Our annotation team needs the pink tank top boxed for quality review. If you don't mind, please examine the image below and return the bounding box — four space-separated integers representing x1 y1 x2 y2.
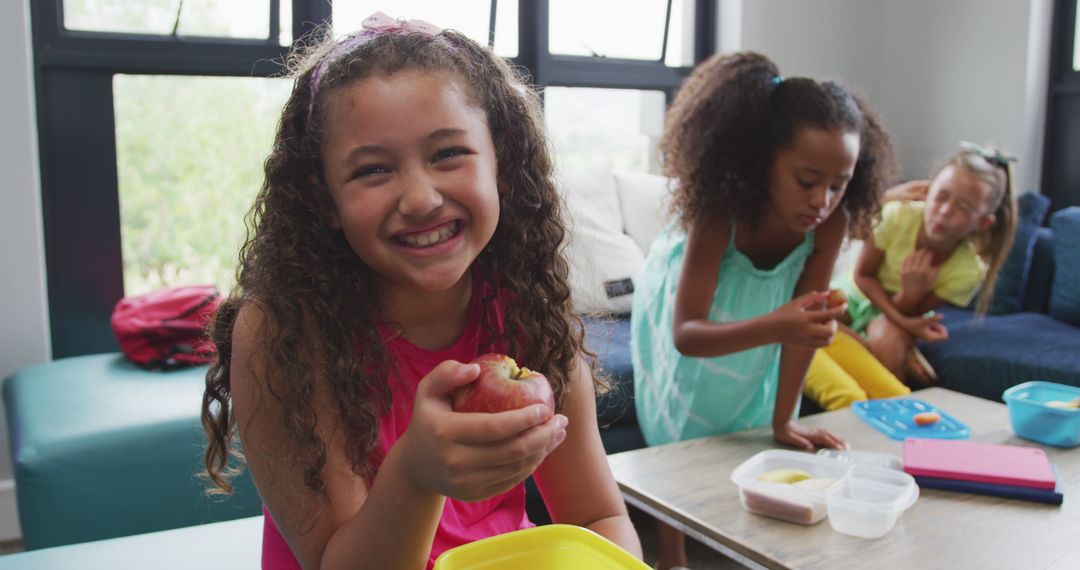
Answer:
261 283 532 569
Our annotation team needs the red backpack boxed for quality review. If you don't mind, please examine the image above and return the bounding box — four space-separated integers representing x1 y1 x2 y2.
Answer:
110 284 221 368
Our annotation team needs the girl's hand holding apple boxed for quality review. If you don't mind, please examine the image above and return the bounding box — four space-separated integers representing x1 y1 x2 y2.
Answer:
451 353 555 414
400 359 567 502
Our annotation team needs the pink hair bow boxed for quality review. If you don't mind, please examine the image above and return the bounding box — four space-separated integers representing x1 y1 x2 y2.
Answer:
361 11 441 36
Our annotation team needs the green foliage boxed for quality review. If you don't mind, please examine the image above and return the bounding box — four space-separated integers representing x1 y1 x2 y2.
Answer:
114 75 291 295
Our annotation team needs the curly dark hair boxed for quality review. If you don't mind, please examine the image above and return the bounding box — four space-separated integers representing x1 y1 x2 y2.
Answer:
662 51 897 238
201 28 595 495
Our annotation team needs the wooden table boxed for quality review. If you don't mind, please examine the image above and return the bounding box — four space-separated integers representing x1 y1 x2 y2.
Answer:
608 388 1080 569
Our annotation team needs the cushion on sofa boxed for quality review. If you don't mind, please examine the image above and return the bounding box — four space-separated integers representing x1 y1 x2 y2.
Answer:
1048 206 1080 326
613 171 672 256
988 192 1050 314
919 306 1080 402
559 163 645 314
583 317 636 428
1023 227 1055 313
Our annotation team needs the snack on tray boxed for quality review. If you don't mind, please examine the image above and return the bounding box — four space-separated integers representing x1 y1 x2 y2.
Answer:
914 411 941 425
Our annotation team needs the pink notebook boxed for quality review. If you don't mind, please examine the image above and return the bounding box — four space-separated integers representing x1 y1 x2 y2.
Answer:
903 438 1056 490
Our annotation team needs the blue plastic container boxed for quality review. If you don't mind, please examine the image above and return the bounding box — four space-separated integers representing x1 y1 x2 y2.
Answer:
1003 381 1080 448
851 398 970 441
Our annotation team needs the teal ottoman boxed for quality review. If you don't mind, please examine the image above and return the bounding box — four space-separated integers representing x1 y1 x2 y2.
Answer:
2 353 261 549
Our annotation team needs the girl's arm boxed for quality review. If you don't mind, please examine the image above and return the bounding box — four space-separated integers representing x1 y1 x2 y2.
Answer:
773 210 847 451
533 355 642 556
881 180 929 203
231 305 563 570
854 241 947 341
893 290 947 316
672 216 842 357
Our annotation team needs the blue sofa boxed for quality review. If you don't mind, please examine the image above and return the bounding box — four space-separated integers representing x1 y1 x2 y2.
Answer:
919 211 1080 401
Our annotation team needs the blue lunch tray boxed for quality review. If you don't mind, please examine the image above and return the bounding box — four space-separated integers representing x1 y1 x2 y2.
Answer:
851 398 970 440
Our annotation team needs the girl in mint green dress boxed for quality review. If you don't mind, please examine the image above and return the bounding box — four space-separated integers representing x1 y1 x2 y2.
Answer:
632 52 899 451
632 52 899 569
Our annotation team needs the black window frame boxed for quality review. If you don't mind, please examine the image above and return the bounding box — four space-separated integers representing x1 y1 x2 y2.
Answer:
1040 0 1080 216
32 0 716 358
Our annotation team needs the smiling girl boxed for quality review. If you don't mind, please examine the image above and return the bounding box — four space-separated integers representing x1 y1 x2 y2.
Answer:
201 13 640 570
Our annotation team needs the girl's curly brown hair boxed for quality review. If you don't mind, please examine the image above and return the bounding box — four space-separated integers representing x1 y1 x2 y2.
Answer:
201 28 595 495
662 51 897 238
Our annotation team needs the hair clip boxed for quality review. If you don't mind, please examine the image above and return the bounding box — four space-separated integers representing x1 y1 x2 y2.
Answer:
959 141 1017 168
771 75 785 85
360 11 440 36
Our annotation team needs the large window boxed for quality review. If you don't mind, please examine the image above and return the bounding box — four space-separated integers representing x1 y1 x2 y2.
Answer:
1074 0 1080 70
548 0 693 66
545 87 666 173
64 0 273 40
33 0 715 357
114 75 290 296
332 0 519 57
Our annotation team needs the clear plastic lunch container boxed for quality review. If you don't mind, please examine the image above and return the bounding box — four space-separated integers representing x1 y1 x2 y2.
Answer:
730 449 918 538
1003 381 1080 448
825 465 919 539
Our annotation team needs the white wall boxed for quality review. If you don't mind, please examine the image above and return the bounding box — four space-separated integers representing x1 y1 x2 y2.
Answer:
0 0 49 541
878 0 1037 186
1 0 50 482
736 0 1050 190
741 0 885 104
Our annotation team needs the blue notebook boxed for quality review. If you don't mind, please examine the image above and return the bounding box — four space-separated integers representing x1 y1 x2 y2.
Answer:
852 398 970 440
915 476 1063 505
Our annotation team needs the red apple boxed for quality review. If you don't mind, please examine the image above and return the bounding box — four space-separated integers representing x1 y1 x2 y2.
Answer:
452 353 555 414
827 289 848 308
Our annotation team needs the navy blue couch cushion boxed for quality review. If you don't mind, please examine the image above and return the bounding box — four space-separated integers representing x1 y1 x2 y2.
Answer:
584 317 636 429
1049 207 1080 326
989 192 1050 314
1023 228 1055 313
582 316 645 455
527 316 644 525
919 306 1080 402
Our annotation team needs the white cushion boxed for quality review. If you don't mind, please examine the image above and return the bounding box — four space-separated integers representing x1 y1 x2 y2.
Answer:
562 223 645 314
559 162 644 314
558 161 623 231
614 171 672 255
